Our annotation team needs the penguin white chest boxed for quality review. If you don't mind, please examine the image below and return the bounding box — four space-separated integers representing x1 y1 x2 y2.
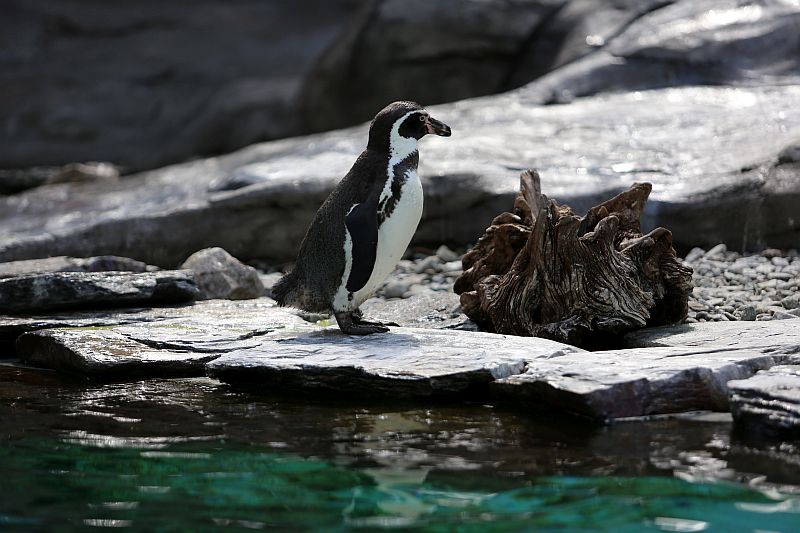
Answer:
372 168 424 285
335 169 423 311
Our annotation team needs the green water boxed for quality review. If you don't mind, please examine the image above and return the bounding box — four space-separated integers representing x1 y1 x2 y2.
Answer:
1 366 799 531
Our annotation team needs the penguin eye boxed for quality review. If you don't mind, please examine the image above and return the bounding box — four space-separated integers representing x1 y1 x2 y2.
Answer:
419 114 427 122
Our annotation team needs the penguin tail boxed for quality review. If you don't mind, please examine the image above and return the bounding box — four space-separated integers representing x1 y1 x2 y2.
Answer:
271 271 297 307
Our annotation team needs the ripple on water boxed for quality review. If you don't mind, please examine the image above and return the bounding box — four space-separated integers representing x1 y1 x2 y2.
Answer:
0 438 798 532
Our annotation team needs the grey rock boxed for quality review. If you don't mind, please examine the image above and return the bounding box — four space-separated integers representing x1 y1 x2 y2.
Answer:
361 292 469 330
684 247 705 263
2 84 800 265
772 310 798 320
413 255 442 274
738 305 757 321
0 304 218 349
0 270 198 314
435 245 460 263
520 0 800 105
15 299 311 377
704 244 728 259
300 0 564 132
441 261 463 274
729 365 800 438
0 162 119 195
381 280 413 299
0 255 156 279
0 0 356 173
207 327 582 398
492 346 798 420
782 295 800 310
17 328 221 378
180 247 264 300
624 321 800 355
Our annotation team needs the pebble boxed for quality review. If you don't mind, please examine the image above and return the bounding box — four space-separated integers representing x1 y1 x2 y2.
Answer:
738 305 757 321
435 245 460 263
413 255 442 274
782 295 800 310
704 243 727 258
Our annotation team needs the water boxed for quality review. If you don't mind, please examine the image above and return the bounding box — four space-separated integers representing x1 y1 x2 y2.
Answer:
1 364 799 531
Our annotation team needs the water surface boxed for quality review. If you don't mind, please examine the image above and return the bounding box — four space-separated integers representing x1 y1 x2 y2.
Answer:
1 365 798 531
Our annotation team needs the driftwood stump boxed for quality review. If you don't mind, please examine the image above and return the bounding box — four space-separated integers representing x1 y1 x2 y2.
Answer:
454 170 693 347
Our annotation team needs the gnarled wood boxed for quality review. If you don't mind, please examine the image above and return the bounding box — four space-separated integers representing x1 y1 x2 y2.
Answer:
454 170 693 347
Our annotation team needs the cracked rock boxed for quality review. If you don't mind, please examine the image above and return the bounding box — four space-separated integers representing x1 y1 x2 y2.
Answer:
208 327 582 398
729 365 800 438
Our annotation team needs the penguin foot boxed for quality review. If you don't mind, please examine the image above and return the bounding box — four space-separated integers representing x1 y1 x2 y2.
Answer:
352 308 399 327
335 311 389 335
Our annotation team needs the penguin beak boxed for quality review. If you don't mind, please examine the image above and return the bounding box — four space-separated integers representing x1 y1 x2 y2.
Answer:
425 116 451 137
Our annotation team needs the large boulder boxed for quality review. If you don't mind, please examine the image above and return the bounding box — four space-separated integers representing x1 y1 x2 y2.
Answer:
299 0 565 132
3 0 799 180
521 0 800 104
1 81 798 266
0 0 356 172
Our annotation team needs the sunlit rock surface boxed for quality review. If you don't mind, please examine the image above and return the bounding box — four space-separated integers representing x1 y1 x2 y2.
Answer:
729 365 800 438
493 346 800 420
0 270 198 314
302 0 800 130
2 84 798 266
360 293 475 331
9 297 800 424
624 321 800 354
519 0 800 104
207 328 582 397
14 299 311 376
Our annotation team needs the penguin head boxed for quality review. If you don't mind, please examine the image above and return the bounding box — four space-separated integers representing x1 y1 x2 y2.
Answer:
367 101 451 154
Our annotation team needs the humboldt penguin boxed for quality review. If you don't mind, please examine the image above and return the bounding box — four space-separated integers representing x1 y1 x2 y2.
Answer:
272 101 451 335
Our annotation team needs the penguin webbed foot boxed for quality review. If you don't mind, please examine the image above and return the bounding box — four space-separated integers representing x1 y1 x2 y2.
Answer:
352 308 399 327
335 310 392 335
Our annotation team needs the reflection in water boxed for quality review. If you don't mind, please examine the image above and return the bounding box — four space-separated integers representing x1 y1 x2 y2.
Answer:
1 366 799 530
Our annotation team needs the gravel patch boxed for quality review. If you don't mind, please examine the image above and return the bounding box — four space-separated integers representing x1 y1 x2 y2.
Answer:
684 244 800 323
262 244 799 324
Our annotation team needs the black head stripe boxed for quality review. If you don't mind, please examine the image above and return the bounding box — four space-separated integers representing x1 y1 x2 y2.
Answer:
398 112 426 139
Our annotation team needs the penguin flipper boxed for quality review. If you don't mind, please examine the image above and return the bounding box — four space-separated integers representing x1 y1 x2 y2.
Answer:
345 198 379 293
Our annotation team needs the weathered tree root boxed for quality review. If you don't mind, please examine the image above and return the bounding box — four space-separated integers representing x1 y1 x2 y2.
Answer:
454 170 693 347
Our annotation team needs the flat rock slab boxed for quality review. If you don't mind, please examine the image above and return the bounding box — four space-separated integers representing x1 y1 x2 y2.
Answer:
14 299 312 377
360 293 475 331
0 270 198 314
207 328 582 398
624 321 800 355
0 255 155 279
492 346 800 421
729 365 800 438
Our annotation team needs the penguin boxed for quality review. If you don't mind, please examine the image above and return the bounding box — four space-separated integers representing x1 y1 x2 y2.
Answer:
272 101 451 335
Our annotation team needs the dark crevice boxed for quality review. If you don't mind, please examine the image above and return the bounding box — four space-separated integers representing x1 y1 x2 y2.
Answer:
500 1 570 92
502 0 676 93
